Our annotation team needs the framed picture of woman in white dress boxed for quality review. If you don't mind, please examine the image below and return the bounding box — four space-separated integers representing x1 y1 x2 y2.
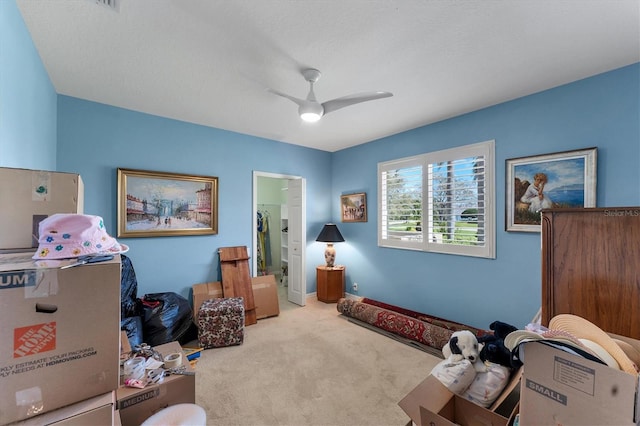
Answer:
506 148 597 232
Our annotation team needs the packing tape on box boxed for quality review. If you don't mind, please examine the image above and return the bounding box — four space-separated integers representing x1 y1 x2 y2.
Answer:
163 352 182 369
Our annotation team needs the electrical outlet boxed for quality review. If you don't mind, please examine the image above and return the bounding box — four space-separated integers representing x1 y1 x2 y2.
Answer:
353 282 358 292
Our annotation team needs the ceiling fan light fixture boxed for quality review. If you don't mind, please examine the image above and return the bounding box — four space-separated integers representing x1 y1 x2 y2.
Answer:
298 102 323 122
300 112 322 122
269 68 392 122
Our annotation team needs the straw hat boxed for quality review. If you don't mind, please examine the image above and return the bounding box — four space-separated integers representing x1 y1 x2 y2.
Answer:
549 314 638 375
579 339 620 370
504 330 544 351
504 329 586 352
612 338 640 367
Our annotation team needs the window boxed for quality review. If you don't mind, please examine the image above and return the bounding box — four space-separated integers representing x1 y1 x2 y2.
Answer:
378 140 495 258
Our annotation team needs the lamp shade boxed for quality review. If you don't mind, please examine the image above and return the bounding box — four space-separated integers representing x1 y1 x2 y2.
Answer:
316 223 345 243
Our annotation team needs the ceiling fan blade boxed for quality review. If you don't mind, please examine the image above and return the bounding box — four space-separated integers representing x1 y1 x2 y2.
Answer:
322 91 393 115
267 88 306 107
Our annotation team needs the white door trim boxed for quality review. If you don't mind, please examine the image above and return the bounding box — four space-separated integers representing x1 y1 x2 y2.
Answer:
252 171 306 304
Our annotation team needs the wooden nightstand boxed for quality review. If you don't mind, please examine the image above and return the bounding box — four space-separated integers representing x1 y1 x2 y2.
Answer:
316 265 345 303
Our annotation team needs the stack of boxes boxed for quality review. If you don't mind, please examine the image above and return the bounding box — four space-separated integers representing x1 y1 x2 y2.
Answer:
0 167 120 425
0 167 198 425
0 254 122 425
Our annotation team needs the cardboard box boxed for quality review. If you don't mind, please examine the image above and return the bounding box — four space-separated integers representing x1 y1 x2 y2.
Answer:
399 370 520 426
0 167 84 250
419 395 511 426
191 281 224 321
519 341 640 425
9 391 114 425
0 253 121 425
191 275 279 321
120 330 132 355
251 275 280 319
116 341 196 426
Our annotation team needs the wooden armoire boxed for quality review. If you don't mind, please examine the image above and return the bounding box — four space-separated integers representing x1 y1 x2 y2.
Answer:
541 207 640 339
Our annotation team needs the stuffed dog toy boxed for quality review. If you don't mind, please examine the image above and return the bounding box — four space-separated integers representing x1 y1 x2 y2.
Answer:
442 330 480 364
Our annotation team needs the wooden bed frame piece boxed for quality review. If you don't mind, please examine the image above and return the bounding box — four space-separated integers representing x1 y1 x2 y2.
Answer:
541 207 640 339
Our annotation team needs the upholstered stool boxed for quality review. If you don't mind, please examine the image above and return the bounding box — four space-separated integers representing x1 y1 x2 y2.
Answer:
140 403 206 426
198 297 245 348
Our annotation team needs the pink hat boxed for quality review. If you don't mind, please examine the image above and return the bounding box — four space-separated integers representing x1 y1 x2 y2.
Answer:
33 214 129 260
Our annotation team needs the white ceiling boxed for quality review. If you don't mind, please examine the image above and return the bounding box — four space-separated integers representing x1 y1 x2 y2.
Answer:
17 0 640 152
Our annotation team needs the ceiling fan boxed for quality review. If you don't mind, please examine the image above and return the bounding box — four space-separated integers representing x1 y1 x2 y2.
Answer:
267 68 393 122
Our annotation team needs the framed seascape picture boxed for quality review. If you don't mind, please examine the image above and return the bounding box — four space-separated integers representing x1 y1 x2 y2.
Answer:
341 192 367 223
117 168 218 237
506 147 597 232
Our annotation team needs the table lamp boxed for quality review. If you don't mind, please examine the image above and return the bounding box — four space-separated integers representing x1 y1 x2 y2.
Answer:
316 223 345 268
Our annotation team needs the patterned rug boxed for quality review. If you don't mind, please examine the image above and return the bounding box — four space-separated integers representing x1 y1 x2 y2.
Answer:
361 297 488 334
337 298 489 352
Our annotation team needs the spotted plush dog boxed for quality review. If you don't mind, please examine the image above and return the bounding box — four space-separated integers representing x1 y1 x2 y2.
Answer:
442 330 480 364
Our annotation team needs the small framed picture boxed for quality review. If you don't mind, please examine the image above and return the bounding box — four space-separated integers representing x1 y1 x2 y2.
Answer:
506 147 597 232
341 192 367 223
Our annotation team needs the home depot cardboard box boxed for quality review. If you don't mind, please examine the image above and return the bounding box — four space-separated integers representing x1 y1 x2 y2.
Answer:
0 252 121 425
399 369 521 426
0 167 84 250
519 341 640 425
116 341 196 426
191 275 279 321
9 391 115 426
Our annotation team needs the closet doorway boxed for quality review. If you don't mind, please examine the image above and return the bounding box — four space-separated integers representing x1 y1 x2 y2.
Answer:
252 171 306 306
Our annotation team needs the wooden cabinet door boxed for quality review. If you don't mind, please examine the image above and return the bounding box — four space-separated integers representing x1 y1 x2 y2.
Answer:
541 207 640 339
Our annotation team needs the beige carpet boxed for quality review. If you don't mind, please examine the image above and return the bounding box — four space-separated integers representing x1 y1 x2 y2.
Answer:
193 289 441 426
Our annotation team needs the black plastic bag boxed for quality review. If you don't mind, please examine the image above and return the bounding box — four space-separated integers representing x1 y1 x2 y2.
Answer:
120 254 141 318
141 292 195 346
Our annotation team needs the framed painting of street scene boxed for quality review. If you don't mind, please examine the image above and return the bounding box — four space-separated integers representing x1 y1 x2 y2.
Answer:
506 147 597 232
341 192 367 223
117 168 218 237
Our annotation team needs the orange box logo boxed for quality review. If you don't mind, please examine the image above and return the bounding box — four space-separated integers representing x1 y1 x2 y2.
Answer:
14 322 56 358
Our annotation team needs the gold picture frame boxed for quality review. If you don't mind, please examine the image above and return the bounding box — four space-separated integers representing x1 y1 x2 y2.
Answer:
506 147 597 232
341 192 367 223
117 168 218 237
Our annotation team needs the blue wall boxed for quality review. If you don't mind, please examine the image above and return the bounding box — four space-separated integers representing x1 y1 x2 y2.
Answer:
56 97 332 298
3 0 640 330
332 64 640 329
1 4 332 302
0 0 57 170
